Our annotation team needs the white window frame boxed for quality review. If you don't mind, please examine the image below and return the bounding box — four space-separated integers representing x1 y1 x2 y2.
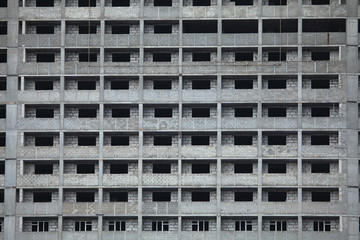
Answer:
192 221 209 231
109 221 126 231
313 221 331 231
235 220 252 231
75 221 92 231
151 221 169 231
31 221 49 232
269 220 287 231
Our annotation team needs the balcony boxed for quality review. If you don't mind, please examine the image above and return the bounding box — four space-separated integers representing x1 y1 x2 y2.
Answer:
143 63 179 75
64 90 99 102
181 232 217 239
102 232 138 239
64 118 100 130
144 34 179 47
104 62 140 74
261 202 298 214
302 117 346 129
143 90 179 102
19 7 61 19
181 146 217 158
103 118 139 131
143 6 179 19
302 232 346 240
102 146 139 158
222 89 258 102
62 232 98 240
104 7 141 19
302 202 346 214
302 88 345 102
182 89 217 102
0 36 5 47
221 33 258 46
103 90 139 102
183 62 217 75
222 117 257 130
18 118 60 130
65 62 101 74
65 34 101 47
19 63 61 75
142 146 179 158
0 64 5 75
142 174 178 186
303 173 346 186
105 34 140 47
16 202 59 215
221 146 258 158
143 232 179 240
102 202 138 215
302 4 346 17
182 6 217 18
221 232 258 240
181 202 217 214
142 202 178 214
0 148 4 158
261 4 298 17
16 232 59 240
18 146 60 158
221 202 258 214
302 33 346 45
181 174 216 186
182 118 217 130
183 33 217 46
19 34 61 48
263 33 298 45
63 146 99 158
0 119 5 131
261 61 298 74
221 62 259 75
262 145 298 157
302 61 345 74
262 89 298 102
63 174 99 186
0 203 3 215
301 145 346 158
221 174 258 186
143 118 179 130
262 232 297 240
62 202 98 215
0 8 7 20
18 90 61 103
103 174 138 186
17 174 59 187
0 175 3 187
65 7 101 19
221 5 258 18
262 174 297 186
260 118 298 129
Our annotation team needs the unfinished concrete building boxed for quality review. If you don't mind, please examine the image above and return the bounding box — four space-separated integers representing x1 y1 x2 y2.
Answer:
0 0 359 239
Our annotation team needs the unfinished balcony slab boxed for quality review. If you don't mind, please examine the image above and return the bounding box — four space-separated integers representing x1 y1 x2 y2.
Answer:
65 7 101 19
221 6 258 18
104 7 141 19
103 174 138 187
103 118 139 131
221 174 258 186
260 202 298 214
19 34 61 48
63 174 99 187
182 6 217 18
302 173 346 187
144 34 179 47
18 91 61 103
302 5 346 17
180 202 217 214
262 174 297 186
102 146 139 158
262 146 298 157
63 146 99 158
18 146 60 158
62 202 98 215
142 202 178 214
181 174 216 186
17 174 59 187
301 146 346 158
19 63 61 75
16 202 59 215
142 146 179 158
102 202 138 215
220 202 258 214
19 7 61 19
181 146 217 158
142 174 179 186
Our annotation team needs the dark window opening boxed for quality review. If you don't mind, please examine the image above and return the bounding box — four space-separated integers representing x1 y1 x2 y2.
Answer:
111 80 129 90
234 163 253 173
112 0 130 6
110 192 128 202
268 52 286 61
153 163 171 173
268 108 286 117
0 26 7 35
222 20 257 33
36 0 54 7
78 0 96 7
154 136 172 146
0 162 4 174
268 80 286 89
231 0 253 5
78 109 97 118
77 164 95 174
112 25 130 34
113 53 130 62
303 19 346 32
0 136 4 146
79 25 97 34
192 80 210 89
35 137 53 146
268 192 286 202
235 80 253 89
0 108 4 118
36 26 54 34
234 136 253 145
112 108 130 118
153 53 171 62
193 52 210 62
183 21 217 33
76 192 95 202
0 53 6 63
154 0 172 6
0 81 5 90
193 0 210 6
311 135 330 145
36 109 54 118
0 0 6 7
33 192 52 202
235 52 253 61
235 108 253 117
155 108 173 118
0 191 3 202
268 135 286 145
311 192 331 202
311 108 330 117
191 136 210 145
311 163 330 173
269 0 287 5
78 136 96 146
192 192 210 202
111 136 129 146
154 80 171 89
110 164 128 174
235 192 253 201
268 163 286 173
311 0 329 4
36 54 54 63
311 80 330 89
35 164 53 174
35 81 53 90
78 81 96 90
311 52 330 61
192 108 210 118
263 19 298 33
192 163 210 174
79 53 97 62
154 25 172 34
153 192 171 202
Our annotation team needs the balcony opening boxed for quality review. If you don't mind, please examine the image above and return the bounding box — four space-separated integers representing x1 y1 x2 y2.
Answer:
110 164 128 174
192 80 210 89
268 163 286 173
311 108 330 117
311 163 330 173
0 0 6 7
268 80 286 89
36 54 54 63
193 52 211 62
183 20 217 33
234 136 253 145
112 25 130 34
78 109 97 118
154 80 171 89
154 0 172 6
311 52 330 61
33 192 52 202
268 52 286 61
0 53 6 63
268 108 286 117
35 136 53 146
35 81 53 90
303 19 346 32
36 109 54 118
192 108 210 117
235 80 253 89
192 163 210 173
311 192 330 202
0 108 4 118
0 80 5 90
263 19 298 33
35 164 53 174
78 81 96 90
113 53 130 62
191 136 210 145
311 0 329 4
111 80 129 89
36 0 54 7
192 192 210 201
234 163 253 173
36 26 54 34
110 192 128 202
193 0 210 6
268 192 286 202
153 192 171 202
78 136 96 146
268 0 287 5
235 52 253 61
79 25 97 34
311 135 329 145
222 20 258 33
0 135 4 146
231 0 253 5
154 136 172 146
154 108 173 118
0 25 7 35
234 192 253 201
76 192 95 202
77 164 95 174
235 108 253 117
153 53 171 62
0 162 4 174
112 0 130 6
154 25 172 34
112 108 130 118
153 163 171 173
268 135 286 145
79 53 97 62
0 191 3 202
311 79 329 89
111 136 129 146
78 0 96 7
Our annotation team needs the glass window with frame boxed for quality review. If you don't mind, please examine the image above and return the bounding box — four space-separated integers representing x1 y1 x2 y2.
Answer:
31 221 49 232
192 221 209 231
151 221 169 231
235 220 252 231
313 221 331 231
109 221 126 231
269 220 287 231
75 221 92 231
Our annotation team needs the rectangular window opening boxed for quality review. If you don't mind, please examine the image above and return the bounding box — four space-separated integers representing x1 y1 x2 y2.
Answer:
268 192 287 202
311 135 330 145
78 25 97 34
192 192 210 202
78 81 96 90
192 163 210 174
78 136 96 146
268 163 286 173
36 0 54 7
35 81 53 90
268 0 287 5
0 108 5 118
192 108 210 118
77 164 95 174
110 164 128 174
268 52 286 61
154 136 172 146
0 26 7 35
110 192 128 202
311 0 329 4
35 136 53 146
192 80 210 89
235 52 253 61
111 136 129 146
191 136 210 145
153 53 171 62
78 0 96 7
76 192 95 202
193 0 211 6
234 136 253 145
193 52 211 62
153 163 171 174
78 109 97 118
36 54 55 63
153 80 172 89
111 80 129 90
268 135 286 145
36 26 54 34
79 53 97 62
112 25 130 34
113 53 130 62
35 164 53 174
112 108 130 118
234 163 253 173
234 192 253 202
36 109 54 118
33 192 52 202
311 52 330 61
152 192 171 202
235 108 253 117
268 80 286 89
154 25 172 34
268 108 286 117
112 0 130 6
311 108 330 117
311 163 330 173
154 0 172 6
235 220 253 231
154 108 173 118
235 80 253 89
109 221 126 231
311 192 331 202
